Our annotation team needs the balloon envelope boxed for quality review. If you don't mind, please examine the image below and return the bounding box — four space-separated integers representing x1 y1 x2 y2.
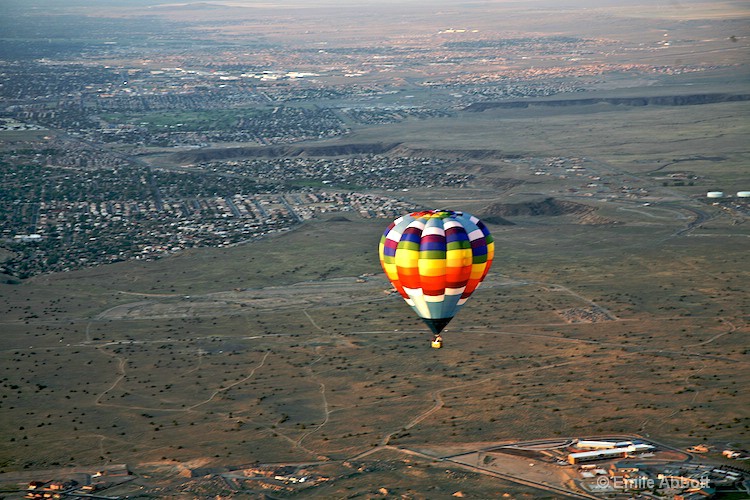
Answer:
378 210 494 334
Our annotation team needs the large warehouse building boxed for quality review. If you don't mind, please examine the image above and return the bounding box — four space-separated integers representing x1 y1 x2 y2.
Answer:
568 443 654 464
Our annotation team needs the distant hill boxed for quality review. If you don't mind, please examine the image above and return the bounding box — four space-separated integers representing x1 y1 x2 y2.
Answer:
151 2 233 10
326 216 352 223
480 197 618 225
464 93 750 112
478 215 515 226
167 143 533 165
482 197 591 217
171 142 402 164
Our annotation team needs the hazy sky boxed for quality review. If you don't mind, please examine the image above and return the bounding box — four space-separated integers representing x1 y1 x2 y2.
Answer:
2 0 710 8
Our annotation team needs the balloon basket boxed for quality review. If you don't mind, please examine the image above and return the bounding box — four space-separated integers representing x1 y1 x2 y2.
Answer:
431 340 443 349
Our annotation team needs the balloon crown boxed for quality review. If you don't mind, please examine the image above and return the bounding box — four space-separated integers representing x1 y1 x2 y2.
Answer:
409 209 463 218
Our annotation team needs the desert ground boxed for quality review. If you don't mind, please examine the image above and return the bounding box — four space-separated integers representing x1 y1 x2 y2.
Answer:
1 0 748 497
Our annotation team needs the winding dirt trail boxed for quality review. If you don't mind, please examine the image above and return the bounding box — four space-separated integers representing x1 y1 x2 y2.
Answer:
94 350 271 413
187 351 271 410
349 359 578 460
295 382 331 452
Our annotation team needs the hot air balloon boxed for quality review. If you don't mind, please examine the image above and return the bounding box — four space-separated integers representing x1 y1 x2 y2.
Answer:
378 210 494 347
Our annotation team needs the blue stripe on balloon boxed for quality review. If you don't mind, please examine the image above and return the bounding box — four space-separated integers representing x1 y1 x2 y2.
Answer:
420 241 447 251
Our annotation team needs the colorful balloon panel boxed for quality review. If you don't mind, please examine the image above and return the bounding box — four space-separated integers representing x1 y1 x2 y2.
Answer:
378 210 494 334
